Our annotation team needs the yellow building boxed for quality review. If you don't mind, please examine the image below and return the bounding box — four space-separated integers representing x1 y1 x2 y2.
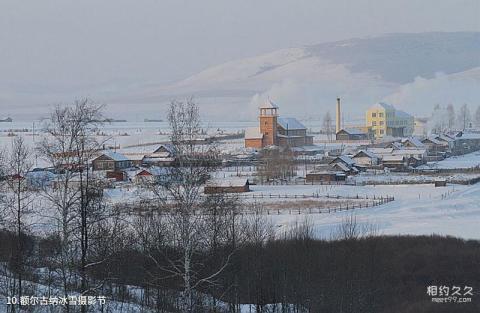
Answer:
366 103 414 139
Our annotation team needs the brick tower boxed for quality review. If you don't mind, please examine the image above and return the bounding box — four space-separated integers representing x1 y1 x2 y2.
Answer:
259 100 278 146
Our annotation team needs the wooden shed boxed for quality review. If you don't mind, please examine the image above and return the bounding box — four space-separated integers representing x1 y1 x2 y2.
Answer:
204 178 250 194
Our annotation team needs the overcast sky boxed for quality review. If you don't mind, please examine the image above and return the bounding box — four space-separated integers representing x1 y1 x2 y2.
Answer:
1 0 479 114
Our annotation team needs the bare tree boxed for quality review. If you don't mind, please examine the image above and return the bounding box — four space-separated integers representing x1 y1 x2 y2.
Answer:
139 98 235 312
2 137 34 311
37 99 107 312
256 146 296 184
457 103 471 130
446 103 456 130
322 111 334 141
475 105 480 128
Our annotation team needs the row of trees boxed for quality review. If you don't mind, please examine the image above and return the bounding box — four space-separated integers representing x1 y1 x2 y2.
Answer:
430 103 480 134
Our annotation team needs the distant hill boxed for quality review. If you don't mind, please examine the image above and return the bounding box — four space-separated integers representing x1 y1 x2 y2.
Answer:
128 32 480 120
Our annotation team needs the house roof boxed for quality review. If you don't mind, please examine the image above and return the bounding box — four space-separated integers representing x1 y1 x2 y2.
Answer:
367 147 394 155
382 155 405 162
137 167 169 176
100 150 130 162
259 99 279 109
206 178 249 187
422 136 443 145
401 137 425 148
153 144 175 154
331 162 351 172
330 155 355 166
392 149 426 156
339 128 367 135
353 150 378 159
438 134 455 143
245 127 264 139
277 117 306 131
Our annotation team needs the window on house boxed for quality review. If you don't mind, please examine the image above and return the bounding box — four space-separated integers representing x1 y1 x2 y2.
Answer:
380 121 384 125
380 130 384 134
372 121 377 126
372 113 376 117
379 113 384 117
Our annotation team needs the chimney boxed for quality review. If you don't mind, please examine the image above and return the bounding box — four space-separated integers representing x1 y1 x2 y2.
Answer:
336 98 341 133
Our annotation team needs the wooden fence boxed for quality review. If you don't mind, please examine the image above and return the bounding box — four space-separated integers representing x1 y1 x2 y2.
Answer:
115 193 395 216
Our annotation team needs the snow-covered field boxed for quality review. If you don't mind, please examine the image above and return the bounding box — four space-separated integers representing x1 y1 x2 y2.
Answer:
103 182 480 240
421 150 480 169
260 183 480 240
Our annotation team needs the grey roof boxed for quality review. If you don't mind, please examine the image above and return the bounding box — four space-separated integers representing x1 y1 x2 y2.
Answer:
277 117 306 130
353 150 378 159
422 136 443 145
401 137 425 148
153 144 175 154
102 150 130 162
330 155 355 166
339 128 367 135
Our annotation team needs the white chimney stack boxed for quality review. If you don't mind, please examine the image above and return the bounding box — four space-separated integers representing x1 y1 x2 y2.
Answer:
336 97 341 133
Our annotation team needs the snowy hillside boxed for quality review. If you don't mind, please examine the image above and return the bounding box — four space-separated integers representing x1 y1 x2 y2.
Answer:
129 32 480 121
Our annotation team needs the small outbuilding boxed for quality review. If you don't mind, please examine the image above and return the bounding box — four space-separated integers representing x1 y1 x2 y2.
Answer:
306 171 346 183
204 178 250 194
434 178 447 187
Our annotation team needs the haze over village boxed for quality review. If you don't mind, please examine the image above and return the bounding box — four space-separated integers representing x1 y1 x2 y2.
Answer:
1 1 480 312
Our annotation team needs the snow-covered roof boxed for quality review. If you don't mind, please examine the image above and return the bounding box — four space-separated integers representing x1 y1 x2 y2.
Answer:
259 99 279 109
331 162 351 172
277 117 306 130
353 150 378 159
392 149 426 156
401 137 425 148
339 128 367 135
139 167 170 176
245 127 263 139
382 155 405 162
367 147 394 155
438 134 455 143
153 144 175 154
206 178 249 187
331 155 355 166
124 153 146 161
422 136 443 145
101 150 130 162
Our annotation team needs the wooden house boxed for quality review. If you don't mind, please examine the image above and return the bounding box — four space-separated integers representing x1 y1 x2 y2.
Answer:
92 151 132 171
352 150 379 166
336 128 369 141
381 155 408 170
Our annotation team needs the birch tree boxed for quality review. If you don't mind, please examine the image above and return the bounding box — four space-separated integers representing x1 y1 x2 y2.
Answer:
2 137 34 312
139 98 236 312
37 99 107 312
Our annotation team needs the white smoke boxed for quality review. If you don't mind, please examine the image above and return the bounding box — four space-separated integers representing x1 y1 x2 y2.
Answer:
383 69 480 117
